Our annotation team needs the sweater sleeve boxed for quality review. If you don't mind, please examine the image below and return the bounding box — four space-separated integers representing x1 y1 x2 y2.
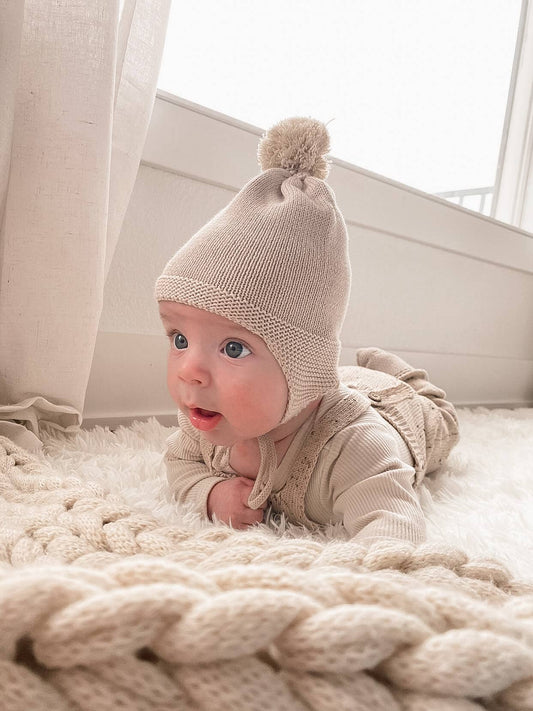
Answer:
164 411 228 518
329 417 427 546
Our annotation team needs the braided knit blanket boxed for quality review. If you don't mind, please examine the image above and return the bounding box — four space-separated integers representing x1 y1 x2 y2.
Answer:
1 431 533 711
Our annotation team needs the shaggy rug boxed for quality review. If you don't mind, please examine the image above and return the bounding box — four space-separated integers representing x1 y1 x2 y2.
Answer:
38 406 533 580
0 406 532 710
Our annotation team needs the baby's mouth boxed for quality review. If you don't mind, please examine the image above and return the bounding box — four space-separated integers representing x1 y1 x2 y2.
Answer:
188 406 222 432
196 407 219 417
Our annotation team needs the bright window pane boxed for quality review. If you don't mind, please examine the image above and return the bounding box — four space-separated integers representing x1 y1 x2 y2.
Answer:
158 0 522 200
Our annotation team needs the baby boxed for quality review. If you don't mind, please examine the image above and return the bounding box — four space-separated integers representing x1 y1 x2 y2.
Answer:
155 117 459 546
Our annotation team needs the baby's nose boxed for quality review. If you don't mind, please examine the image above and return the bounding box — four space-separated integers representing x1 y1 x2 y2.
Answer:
178 350 211 385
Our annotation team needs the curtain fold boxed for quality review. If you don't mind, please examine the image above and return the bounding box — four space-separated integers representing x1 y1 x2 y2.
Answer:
492 0 533 231
0 0 171 452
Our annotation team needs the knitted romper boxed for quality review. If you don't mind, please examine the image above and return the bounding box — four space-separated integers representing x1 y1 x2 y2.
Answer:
265 346 460 530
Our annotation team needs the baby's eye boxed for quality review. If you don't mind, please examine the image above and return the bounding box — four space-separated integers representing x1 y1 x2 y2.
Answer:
172 333 188 350
224 341 251 359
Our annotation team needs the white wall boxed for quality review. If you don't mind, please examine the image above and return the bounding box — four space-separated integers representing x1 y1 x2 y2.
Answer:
84 92 533 426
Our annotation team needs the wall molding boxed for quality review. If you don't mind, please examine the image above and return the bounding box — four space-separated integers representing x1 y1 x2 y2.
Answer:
144 91 533 274
84 332 533 424
88 95 533 424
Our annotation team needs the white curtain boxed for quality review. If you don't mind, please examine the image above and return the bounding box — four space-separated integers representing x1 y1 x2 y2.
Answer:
0 0 171 452
492 0 533 230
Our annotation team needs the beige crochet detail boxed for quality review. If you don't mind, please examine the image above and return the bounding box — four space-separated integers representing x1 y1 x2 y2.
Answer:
1 435 533 711
269 390 370 528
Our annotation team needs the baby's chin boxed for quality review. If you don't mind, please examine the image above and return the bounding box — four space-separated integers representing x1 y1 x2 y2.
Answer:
199 430 263 447
199 421 281 447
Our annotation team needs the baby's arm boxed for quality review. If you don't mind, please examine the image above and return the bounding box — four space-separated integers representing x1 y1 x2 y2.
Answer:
164 426 226 517
165 415 265 527
329 418 427 546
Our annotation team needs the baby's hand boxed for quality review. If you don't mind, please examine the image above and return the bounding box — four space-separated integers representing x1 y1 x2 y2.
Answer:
207 476 266 530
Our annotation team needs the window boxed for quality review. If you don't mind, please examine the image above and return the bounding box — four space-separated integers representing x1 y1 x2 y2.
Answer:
157 0 523 216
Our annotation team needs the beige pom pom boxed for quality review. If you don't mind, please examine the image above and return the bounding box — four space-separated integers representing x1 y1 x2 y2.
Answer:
257 117 332 179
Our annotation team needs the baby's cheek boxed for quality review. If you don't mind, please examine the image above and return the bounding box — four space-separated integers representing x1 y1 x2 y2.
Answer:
232 378 286 427
229 383 256 412
257 370 288 420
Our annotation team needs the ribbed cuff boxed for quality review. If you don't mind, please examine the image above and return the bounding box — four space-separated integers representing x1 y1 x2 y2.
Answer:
172 476 225 519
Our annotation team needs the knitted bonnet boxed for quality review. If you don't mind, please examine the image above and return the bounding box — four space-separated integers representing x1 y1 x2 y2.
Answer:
155 116 351 425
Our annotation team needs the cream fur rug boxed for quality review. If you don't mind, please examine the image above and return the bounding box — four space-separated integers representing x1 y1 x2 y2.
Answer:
0 406 532 711
39 406 533 580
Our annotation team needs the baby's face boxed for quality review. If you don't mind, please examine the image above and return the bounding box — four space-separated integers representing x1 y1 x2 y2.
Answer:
159 301 288 446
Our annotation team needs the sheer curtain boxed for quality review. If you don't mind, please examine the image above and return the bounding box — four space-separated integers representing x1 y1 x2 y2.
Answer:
492 0 533 231
0 0 171 452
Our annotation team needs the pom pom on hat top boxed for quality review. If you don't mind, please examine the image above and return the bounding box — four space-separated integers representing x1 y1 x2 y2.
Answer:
257 116 332 179
155 117 351 425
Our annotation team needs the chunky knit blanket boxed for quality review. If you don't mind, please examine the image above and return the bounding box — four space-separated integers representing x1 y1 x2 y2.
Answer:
1 433 532 711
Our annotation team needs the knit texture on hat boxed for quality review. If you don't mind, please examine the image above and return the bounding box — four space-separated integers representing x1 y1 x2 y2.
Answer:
155 117 351 424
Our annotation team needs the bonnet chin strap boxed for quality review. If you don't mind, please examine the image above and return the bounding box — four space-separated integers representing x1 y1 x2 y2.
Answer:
246 433 276 509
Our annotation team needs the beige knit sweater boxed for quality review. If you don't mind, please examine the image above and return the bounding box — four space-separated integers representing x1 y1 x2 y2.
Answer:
165 373 433 546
